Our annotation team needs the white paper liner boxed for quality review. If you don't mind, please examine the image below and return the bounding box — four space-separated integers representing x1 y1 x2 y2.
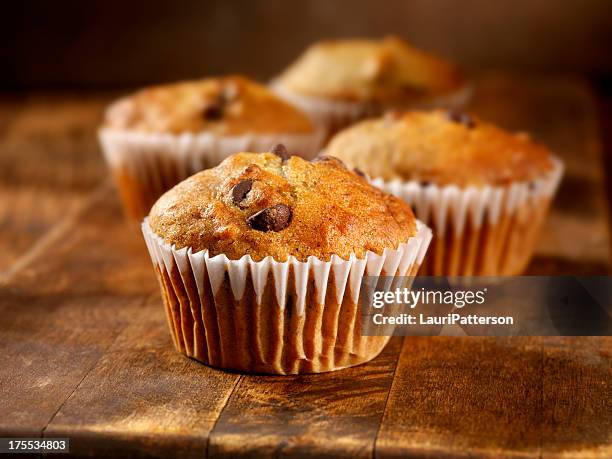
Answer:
141 219 432 374
370 157 564 275
99 127 325 219
270 80 473 140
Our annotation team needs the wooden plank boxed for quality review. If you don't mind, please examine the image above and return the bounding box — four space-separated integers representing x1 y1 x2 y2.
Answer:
375 337 543 458
0 187 154 437
541 338 612 458
0 92 111 274
208 338 403 459
375 337 611 458
44 345 239 459
0 185 88 280
43 290 241 459
0 92 109 189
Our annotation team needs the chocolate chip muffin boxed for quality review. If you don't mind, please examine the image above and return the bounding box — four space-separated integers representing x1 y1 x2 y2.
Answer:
99 75 323 220
142 147 432 374
327 110 564 276
271 36 470 140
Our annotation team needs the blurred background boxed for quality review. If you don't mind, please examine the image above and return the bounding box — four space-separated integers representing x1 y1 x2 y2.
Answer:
3 0 612 88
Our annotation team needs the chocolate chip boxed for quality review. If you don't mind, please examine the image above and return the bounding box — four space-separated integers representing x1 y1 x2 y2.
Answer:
270 143 290 160
203 85 238 121
447 110 475 128
203 103 223 120
247 204 292 232
354 168 366 177
231 179 253 205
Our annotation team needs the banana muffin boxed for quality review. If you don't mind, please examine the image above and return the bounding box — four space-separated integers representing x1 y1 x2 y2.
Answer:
272 36 469 139
327 110 563 275
99 76 322 220
142 147 431 374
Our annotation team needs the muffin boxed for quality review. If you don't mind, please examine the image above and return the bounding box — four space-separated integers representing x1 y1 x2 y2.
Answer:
141 147 431 374
99 75 323 220
326 110 564 276
271 36 469 140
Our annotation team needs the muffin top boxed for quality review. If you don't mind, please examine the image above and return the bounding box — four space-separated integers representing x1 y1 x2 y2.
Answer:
103 76 313 135
276 36 465 103
148 147 417 261
326 110 554 186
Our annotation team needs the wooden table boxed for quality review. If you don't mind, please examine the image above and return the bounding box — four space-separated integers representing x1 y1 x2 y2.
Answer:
0 74 610 458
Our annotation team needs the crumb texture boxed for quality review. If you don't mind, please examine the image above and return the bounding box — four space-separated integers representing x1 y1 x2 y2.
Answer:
104 76 313 135
149 151 416 261
327 110 554 186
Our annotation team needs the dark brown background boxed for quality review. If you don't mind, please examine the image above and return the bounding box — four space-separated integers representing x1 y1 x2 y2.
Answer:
3 0 612 89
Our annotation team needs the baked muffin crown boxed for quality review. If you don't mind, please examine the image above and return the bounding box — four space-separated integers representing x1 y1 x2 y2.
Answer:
148 149 417 261
326 110 554 186
277 36 465 102
103 75 313 135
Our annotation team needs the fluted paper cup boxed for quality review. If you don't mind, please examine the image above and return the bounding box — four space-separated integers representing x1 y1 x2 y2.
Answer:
271 80 472 141
142 219 431 374
99 128 324 220
370 158 564 276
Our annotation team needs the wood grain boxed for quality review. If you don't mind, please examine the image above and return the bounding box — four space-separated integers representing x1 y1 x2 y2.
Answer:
0 92 112 274
209 338 402 459
44 346 239 459
0 187 152 437
375 337 611 458
541 338 612 458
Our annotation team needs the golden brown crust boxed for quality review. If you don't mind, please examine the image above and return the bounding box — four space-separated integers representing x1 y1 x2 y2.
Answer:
103 75 313 135
277 36 465 103
148 151 416 261
326 110 554 186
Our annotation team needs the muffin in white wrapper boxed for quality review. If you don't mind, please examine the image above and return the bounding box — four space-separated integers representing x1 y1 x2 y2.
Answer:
98 76 322 220
271 36 470 141
142 219 431 374
140 151 431 374
371 158 563 276
326 110 564 276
